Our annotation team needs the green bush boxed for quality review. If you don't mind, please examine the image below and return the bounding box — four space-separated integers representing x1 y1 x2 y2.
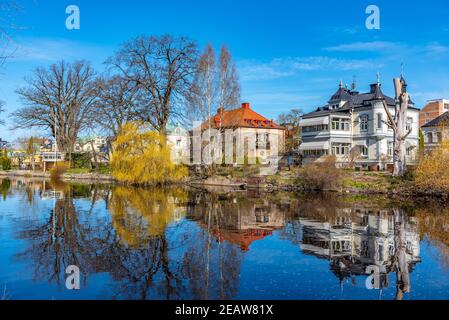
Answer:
72 152 92 169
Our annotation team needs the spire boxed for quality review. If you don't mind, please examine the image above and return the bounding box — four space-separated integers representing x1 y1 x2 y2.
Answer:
377 72 381 85
400 62 404 79
339 79 343 88
351 75 357 91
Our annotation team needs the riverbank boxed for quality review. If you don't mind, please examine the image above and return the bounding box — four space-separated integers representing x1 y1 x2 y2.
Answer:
0 170 117 183
1 168 446 198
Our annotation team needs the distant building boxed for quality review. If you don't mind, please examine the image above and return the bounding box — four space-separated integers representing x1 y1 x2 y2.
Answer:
166 123 189 164
74 137 108 153
299 79 420 170
0 138 8 150
421 111 449 152
419 99 449 127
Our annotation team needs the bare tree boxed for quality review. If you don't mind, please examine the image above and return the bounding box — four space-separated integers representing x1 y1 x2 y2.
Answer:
186 44 218 123
107 35 198 134
13 60 98 161
91 75 138 137
277 108 303 126
217 46 240 112
0 101 4 125
382 77 412 177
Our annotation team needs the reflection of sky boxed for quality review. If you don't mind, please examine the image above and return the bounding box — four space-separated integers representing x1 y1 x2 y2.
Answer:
0 188 449 300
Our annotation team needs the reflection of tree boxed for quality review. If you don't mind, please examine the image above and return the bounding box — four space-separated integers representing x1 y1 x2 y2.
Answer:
15 182 94 286
110 186 187 247
0 178 11 200
416 206 449 269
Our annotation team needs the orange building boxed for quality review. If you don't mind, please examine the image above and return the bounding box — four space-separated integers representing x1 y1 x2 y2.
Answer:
198 103 286 162
419 99 449 127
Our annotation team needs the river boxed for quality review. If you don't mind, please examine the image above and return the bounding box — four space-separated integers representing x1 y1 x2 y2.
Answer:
0 178 448 300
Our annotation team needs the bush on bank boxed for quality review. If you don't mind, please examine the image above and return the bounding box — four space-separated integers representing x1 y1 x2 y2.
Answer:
415 141 449 193
110 123 187 185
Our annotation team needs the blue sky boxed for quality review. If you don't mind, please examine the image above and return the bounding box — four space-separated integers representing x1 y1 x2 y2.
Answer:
1 0 449 140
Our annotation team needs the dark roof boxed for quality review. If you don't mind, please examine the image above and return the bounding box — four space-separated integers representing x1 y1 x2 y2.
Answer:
422 111 449 128
303 81 418 119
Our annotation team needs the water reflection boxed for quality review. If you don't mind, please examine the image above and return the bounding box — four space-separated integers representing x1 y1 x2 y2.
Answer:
1 178 449 300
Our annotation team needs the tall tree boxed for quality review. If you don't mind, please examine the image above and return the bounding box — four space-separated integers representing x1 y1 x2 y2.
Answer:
91 75 138 137
107 35 198 134
13 60 98 160
0 101 4 125
382 77 412 177
186 45 241 124
186 44 218 123
217 46 240 112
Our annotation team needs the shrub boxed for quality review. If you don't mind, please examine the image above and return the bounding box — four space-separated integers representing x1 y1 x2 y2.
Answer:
297 156 345 191
50 162 70 180
0 150 11 171
72 152 92 169
415 141 449 193
111 123 187 185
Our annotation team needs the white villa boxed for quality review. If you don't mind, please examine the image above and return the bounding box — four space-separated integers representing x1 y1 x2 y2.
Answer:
166 123 189 164
299 79 420 170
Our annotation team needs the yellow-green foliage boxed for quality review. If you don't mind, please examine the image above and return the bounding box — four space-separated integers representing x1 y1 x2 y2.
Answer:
111 123 187 185
50 162 70 180
110 186 187 247
415 141 449 192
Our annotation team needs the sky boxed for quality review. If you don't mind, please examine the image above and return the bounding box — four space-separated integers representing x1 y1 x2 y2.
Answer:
1 0 449 140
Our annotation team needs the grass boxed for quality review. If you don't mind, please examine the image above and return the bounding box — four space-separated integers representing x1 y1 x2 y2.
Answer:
67 165 111 175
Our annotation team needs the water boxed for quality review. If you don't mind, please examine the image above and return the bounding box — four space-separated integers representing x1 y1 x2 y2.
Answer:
0 178 449 300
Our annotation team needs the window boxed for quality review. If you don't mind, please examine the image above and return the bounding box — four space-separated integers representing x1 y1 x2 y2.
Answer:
437 132 443 143
406 117 413 132
303 149 329 157
331 118 350 131
360 115 368 131
360 145 368 157
445 103 449 110
406 146 414 156
427 132 433 144
302 124 329 133
176 139 181 147
388 141 394 157
332 143 350 156
377 113 383 130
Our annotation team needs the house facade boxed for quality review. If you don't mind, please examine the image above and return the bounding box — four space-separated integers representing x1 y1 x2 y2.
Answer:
299 80 420 170
198 103 286 165
421 111 449 153
166 123 189 164
419 99 449 127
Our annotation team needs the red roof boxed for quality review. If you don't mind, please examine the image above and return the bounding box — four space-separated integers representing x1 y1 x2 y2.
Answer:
200 103 285 130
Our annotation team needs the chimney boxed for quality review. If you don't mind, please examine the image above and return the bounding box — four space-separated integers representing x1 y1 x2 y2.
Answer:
370 83 380 93
242 102 250 109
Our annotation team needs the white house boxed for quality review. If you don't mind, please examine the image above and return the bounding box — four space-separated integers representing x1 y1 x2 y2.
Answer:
299 79 420 170
166 123 189 164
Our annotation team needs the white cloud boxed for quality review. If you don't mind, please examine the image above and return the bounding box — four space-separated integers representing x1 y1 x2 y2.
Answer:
239 56 379 81
325 41 401 52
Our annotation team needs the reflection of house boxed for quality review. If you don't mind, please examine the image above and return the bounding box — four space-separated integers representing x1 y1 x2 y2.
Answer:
421 111 449 153
166 123 189 163
188 195 286 251
419 99 449 127
287 206 420 290
299 79 420 170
